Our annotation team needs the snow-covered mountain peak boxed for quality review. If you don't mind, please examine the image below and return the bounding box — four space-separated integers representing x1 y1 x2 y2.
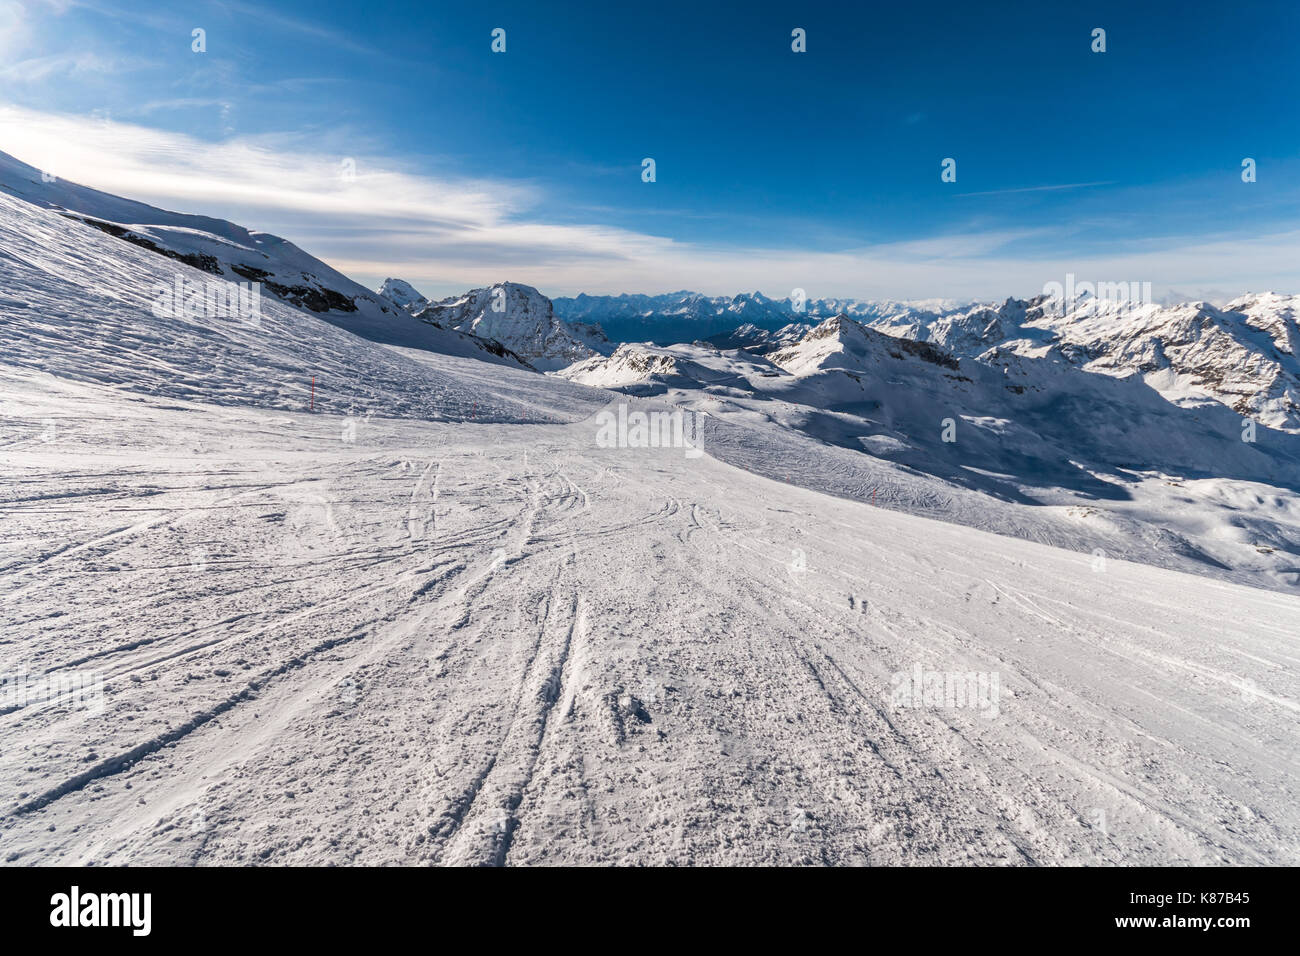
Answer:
377 277 429 312
414 281 609 372
769 313 962 377
792 313 873 354
705 321 814 354
561 341 786 394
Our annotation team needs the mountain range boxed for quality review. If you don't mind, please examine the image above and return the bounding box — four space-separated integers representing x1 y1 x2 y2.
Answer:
550 290 972 345
385 275 1300 435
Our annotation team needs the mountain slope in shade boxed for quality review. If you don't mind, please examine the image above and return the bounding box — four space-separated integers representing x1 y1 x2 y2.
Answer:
415 281 610 372
1015 293 1300 432
0 150 529 369
706 321 814 353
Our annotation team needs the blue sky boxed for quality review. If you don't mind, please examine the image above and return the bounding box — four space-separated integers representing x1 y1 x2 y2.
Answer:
1 0 1297 300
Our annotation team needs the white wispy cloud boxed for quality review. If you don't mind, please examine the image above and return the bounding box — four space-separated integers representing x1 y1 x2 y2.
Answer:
0 104 1294 301
0 50 136 83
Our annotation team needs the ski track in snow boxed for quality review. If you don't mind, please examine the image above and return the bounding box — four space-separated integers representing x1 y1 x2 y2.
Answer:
1 379 1297 866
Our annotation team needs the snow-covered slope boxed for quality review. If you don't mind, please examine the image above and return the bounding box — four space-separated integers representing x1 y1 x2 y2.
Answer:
0 186 594 420
0 150 529 369
416 282 610 372
3 375 1298 865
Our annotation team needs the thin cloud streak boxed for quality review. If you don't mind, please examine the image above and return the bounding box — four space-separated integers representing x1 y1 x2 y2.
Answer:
954 181 1117 198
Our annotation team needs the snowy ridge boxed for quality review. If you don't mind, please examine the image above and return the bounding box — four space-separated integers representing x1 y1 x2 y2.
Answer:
563 341 784 393
767 313 961 376
0 150 529 369
706 321 814 353
880 292 1300 432
0 188 597 422
1019 293 1300 432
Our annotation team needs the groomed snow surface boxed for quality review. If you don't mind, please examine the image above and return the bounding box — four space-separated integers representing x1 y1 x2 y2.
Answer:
1 180 1298 866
